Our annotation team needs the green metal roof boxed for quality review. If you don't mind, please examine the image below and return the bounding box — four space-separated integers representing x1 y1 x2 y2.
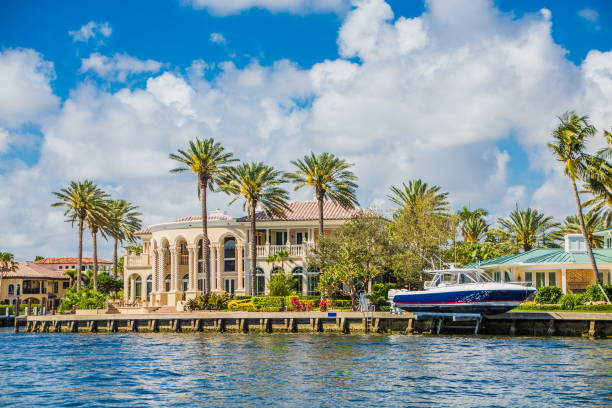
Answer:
463 248 612 268
594 227 612 236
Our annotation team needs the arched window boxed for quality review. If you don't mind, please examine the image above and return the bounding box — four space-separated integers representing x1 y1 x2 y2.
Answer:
255 267 265 295
165 275 171 292
146 275 152 301
224 237 236 272
134 276 142 300
307 267 319 296
292 267 304 295
8 284 14 295
182 274 189 291
197 239 204 274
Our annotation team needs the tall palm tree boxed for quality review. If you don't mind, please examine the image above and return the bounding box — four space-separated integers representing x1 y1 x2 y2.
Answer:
220 162 290 295
107 199 142 278
462 216 489 244
457 205 489 241
51 180 109 290
286 152 358 237
169 138 238 292
560 213 607 248
388 179 449 215
0 252 18 271
549 111 605 286
86 200 110 291
498 205 559 252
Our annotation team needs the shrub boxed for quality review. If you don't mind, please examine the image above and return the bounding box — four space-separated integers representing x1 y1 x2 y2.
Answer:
330 299 351 309
252 296 284 309
259 307 283 312
187 292 230 311
368 283 401 307
319 300 328 312
228 298 253 311
305 300 314 311
290 297 304 311
0 305 14 315
534 286 562 304
581 284 612 303
59 287 107 313
560 293 583 310
267 273 297 297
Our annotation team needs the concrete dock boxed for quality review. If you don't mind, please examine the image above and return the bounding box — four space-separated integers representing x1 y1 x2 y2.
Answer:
24 311 612 337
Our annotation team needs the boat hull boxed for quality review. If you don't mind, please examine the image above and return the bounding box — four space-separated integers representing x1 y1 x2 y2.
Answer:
392 285 536 315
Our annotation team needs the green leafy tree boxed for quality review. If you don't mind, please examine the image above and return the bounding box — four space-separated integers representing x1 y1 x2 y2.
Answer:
267 272 297 296
498 205 559 251
286 152 358 237
549 111 610 291
51 180 109 290
0 252 18 271
560 213 606 248
388 179 449 216
97 272 124 295
170 137 238 291
457 205 489 242
220 162 290 295
107 199 142 278
317 244 362 310
265 249 293 272
34 256 45 262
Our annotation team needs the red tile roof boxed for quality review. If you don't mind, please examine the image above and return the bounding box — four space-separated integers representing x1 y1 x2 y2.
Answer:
34 257 112 265
236 200 366 222
1 262 70 279
135 228 151 235
174 209 234 222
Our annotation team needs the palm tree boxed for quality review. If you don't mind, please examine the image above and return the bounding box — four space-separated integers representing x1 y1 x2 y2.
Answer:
462 216 489 244
457 205 489 241
581 180 612 228
549 111 605 286
498 205 559 251
265 249 293 273
107 200 142 278
0 252 18 271
86 199 110 291
388 179 449 216
560 213 607 248
51 180 109 290
169 138 238 292
286 152 358 237
220 162 290 295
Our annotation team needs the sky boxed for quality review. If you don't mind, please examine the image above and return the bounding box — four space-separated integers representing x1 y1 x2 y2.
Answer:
1 0 612 261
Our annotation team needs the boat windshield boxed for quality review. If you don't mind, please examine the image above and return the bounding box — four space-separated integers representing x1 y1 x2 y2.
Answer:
423 269 491 288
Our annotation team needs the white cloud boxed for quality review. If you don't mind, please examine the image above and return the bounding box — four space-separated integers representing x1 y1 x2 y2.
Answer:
4 0 612 261
0 128 9 152
578 8 599 23
0 49 59 127
80 53 164 81
184 0 350 15
69 21 112 43
209 32 227 44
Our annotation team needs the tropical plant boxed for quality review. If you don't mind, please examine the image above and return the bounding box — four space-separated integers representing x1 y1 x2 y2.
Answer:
51 180 109 290
560 213 606 248
34 256 44 261
58 286 107 313
220 162 290 295
265 249 293 272
107 199 142 278
85 198 110 291
0 252 18 271
581 178 612 227
317 244 362 310
286 152 358 236
534 286 562 304
457 205 489 242
96 272 123 295
549 111 611 298
388 179 449 216
169 137 238 291
267 272 297 296
497 205 559 251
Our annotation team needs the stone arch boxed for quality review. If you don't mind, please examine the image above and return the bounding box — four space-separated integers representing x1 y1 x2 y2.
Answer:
7 284 14 295
173 234 189 247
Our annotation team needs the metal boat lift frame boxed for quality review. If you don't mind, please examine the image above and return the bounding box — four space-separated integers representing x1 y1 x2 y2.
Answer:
413 312 482 335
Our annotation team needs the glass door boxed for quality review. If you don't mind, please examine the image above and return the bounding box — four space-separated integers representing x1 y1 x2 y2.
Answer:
224 279 235 295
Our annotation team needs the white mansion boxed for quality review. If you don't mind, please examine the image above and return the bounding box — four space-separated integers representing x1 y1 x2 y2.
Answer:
123 201 364 306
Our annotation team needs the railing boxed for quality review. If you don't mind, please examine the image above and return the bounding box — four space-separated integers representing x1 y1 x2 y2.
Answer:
23 288 45 295
254 244 313 258
126 254 150 267
180 254 189 265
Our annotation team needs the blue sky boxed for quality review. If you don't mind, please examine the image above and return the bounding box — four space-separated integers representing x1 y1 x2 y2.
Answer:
1 0 612 260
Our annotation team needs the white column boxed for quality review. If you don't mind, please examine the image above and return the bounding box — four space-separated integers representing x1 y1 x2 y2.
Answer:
158 249 166 292
217 243 223 292
151 250 158 292
169 247 178 291
130 276 135 301
123 272 129 302
561 267 567 294
286 228 291 245
265 228 269 244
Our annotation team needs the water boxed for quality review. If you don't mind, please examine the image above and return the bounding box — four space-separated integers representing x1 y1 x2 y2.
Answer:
0 330 610 407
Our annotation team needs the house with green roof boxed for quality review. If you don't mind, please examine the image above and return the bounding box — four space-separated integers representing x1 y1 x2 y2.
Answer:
465 234 612 294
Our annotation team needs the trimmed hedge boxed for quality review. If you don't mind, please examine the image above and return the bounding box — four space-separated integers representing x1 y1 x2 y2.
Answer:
534 286 562 304
330 299 352 309
228 298 253 311
512 302 612 312
252 296 284 309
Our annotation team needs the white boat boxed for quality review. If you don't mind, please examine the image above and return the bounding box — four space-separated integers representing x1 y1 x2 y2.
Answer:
389 268 536 315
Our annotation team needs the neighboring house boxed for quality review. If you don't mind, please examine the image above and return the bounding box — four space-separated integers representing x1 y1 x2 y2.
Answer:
34 257 112 272
124 201 366 307
466 234 612 294
0 262 71 309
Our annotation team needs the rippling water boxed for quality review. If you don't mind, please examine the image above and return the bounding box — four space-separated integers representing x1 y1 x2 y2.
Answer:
0 330 610 407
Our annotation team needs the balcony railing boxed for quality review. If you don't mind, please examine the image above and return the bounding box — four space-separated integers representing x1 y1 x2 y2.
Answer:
126 254 150 267
255 244 312 258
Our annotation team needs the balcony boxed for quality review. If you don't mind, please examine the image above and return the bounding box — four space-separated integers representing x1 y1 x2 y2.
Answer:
126 254 150 267
255 244 312 258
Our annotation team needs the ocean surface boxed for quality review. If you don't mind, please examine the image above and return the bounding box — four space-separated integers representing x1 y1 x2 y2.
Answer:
0 330 610 407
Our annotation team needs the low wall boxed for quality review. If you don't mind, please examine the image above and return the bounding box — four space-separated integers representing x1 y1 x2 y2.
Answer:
24 311 612 337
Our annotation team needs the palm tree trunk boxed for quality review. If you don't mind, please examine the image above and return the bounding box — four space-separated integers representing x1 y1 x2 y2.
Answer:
250 200 257 295
92 230 98 291
572 179 600 283
200 175 210 292
317 194 324 238
77 217 83 291
113 238 118 279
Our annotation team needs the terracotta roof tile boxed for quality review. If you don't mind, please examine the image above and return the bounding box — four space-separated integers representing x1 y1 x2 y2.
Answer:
1 262 71 279
34 257 112 265
135 228 151 235
236 201 366 222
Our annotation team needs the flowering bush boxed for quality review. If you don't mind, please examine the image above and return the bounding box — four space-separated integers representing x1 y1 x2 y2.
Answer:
319 300 328 312
305 300 314 311
291 297 304 311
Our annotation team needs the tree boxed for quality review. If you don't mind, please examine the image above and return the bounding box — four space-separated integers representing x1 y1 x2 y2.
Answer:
498 205 559 251
286 152 358 237
267 273 297 297
560 213 606 248
85 198 110 291
457 205 489 241
107 200 142 278
0 252 18 271
34 256 45 262
548 111 606 288
51 180 109 290
317 244 362 310
388 179 449 216
265 249 293 273
220 162 290 295
169 137 238 292
462 216 489 244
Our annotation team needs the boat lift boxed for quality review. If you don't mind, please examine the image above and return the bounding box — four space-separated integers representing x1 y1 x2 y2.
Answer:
413 312 482 335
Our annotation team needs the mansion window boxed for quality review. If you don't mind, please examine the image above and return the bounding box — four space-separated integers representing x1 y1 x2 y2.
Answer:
62 282 69 289
224 237 236 272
